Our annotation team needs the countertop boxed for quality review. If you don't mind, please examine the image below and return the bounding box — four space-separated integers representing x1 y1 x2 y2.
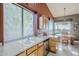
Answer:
0 35 55 56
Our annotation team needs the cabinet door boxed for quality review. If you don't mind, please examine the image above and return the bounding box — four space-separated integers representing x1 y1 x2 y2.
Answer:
38 42 43 47
28 50 37 56
43 40 48 55
49 40 57 47
49 46 56 53
27 45 37 55
48 39 57 53
18 51 26 56
37 45 44 56
49 38 58 47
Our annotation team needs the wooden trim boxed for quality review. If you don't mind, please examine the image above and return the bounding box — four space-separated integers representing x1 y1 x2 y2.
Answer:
0 3 3 45
37 15 40 31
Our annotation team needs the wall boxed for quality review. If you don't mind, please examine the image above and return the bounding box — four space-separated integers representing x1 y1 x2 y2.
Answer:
54 14 79 40
0 4 3 44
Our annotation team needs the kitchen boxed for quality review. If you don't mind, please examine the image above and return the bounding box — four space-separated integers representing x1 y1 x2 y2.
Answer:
0 3 79 56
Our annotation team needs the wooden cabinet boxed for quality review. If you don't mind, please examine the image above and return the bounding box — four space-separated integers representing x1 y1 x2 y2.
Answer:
17 40 49 56
38 42 43 47
48 37 58 53
27 42 44 56
28 50 37 56
49 40 57 47
17 51 26 56
27 45 37 56
37 45 44 56
37 42 44 56
49 46 56 53
43 40 48 55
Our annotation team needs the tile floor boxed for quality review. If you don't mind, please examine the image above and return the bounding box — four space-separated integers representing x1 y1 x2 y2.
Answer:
47 41 79 56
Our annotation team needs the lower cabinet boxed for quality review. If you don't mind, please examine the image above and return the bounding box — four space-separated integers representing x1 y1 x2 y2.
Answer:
49 46 56 53
27 42 44 56
26 45 37 56
48 37 58 53
17 51 26 56
17 40 48 56
28 50 37 56
37 45 44 56
43 39 49 56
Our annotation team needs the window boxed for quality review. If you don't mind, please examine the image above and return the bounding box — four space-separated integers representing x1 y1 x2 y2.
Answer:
39 16 45 33
4 4 34 43
39 16 49 35
48 20 54 35
23 9 33 37
39 16 43 31
4 4 22 42
55 21 72 37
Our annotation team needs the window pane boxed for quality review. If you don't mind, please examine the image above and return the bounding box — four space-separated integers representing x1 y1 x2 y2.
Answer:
55 21 71 37
4 4 22 42
40 16 43 30
48 20 54 35
23 9 33 37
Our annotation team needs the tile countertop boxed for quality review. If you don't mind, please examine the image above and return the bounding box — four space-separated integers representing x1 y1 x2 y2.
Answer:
0 35 55 56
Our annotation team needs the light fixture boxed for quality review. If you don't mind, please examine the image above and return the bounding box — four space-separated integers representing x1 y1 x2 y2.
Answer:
63 8 66 25
62 8 66 33
64 8 66 21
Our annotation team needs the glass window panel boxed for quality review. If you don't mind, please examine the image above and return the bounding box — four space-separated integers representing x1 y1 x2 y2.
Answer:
48 20 54 35
4 4 22 42
40 16 43 30
23 9 33 37
55 21 71 37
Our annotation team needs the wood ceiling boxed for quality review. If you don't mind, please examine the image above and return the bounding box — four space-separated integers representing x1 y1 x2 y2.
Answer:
18 3 54 19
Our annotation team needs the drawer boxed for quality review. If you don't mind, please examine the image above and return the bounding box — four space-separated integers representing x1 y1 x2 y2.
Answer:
17 51 26 56
38 42 43 47
27 45 37 55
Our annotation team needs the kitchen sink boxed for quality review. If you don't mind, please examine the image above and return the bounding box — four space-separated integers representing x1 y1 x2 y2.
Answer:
19 36 41 47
